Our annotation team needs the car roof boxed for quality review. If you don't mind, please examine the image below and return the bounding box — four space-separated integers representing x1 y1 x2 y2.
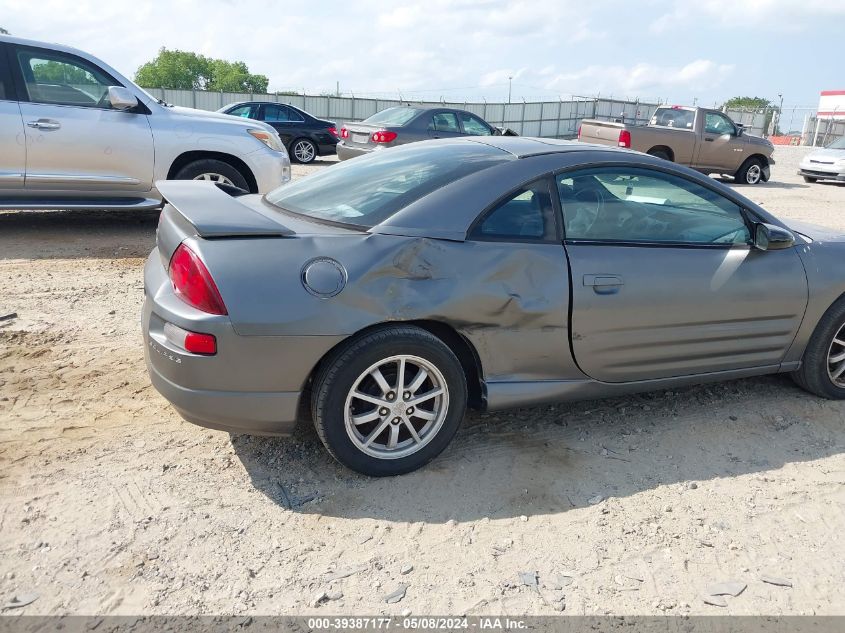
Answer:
465 136 637 158
0 33 91 57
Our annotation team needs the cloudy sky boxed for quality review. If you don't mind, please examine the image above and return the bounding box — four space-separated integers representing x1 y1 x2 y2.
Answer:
1 0 842 108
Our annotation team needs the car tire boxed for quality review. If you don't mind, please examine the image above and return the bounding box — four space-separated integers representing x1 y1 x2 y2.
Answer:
311 325 468 476
174 159 249 191
792 296 845 399
803 176 818 183
735 157 764 185
290 138 318 164
647 148 671 161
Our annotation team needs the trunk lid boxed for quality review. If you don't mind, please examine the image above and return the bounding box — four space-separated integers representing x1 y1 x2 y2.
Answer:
341 122 382 147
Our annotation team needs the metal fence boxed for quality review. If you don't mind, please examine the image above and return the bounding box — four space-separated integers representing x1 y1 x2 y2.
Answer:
143 87 845 147
144 87 660 139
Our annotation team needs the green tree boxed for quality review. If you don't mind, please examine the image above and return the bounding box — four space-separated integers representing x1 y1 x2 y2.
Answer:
134 48 268 93
32 60 95 85
722 96 773 110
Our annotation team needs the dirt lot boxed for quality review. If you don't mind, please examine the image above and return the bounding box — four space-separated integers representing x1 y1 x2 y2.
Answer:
2 146 844 616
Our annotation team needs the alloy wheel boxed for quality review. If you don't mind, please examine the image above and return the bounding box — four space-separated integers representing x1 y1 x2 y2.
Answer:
827 324 845 387
343 355 449 460
193 173 235 186
293 140 316 163
746 164 762 184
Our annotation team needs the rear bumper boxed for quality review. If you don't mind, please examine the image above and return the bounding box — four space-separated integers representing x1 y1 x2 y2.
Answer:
336 142 374 161
145 349 299 435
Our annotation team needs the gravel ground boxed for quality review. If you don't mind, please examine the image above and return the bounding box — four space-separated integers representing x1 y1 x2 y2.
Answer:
1 145 844 616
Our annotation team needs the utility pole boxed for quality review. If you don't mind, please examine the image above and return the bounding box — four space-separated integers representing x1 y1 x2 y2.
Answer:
777 93 784 135
508 76 512 104
336 81 340 97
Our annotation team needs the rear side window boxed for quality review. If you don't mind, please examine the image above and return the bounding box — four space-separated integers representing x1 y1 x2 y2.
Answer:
471 179 556 241
14 47 117 108
363 107 421 126
459 112 492 135
266 142 512 228
0 46 11 100
264 104 304 122
428 112 459 133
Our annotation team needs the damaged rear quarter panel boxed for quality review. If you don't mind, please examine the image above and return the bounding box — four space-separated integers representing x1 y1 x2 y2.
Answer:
198 232 582 383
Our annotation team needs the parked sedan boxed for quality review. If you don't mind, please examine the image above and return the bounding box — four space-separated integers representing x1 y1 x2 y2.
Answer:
144 137 845 476
219 101 338 164
336 106 500 160
798 136 845 183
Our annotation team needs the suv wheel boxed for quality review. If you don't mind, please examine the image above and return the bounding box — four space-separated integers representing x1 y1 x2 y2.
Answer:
174 159 249 191
312 326 467 476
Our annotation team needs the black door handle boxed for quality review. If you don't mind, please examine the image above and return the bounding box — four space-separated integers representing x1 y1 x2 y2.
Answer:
705 137 714 142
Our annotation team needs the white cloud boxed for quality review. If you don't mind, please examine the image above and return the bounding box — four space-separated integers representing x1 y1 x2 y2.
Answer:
651 0 845 33
543 60 735 100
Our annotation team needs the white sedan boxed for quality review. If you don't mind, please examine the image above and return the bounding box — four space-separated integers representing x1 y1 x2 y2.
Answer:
799 137 845 183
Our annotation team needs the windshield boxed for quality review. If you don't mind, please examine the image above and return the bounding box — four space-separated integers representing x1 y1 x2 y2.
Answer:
826 136 845 150
265 142 512 228
363 107 422 127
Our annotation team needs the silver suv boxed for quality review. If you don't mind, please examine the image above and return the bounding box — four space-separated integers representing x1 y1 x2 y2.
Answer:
0 35 290 210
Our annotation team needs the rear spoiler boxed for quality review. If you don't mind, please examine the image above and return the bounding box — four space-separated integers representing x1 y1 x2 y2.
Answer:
156 180 293 238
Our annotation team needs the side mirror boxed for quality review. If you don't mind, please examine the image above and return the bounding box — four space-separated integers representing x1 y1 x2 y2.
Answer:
108 86 139 111
754 223 794 251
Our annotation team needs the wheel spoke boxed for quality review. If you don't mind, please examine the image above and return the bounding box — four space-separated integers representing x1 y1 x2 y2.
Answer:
351 409 381 425
831 362 845 380
363 419 391 447
404 419 421 443
396 357 406 391
352 391 388 407
370 367 391 395
413 408 436 421
407 368 428 395
830 350 845 364
408 387 443 406
834 338 845 347
387 423 401 449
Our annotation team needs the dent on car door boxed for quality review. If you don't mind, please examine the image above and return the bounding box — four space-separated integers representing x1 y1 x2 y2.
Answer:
10 44 154 193
559 165 808 383
464 177 576 385
0 43 25 190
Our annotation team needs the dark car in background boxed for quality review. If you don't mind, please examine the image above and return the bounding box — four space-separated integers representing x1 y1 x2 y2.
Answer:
336 106 503 160
218 102 339 164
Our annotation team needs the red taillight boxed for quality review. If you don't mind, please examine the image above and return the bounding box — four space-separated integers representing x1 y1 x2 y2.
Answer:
168 244 228 315
328 126 338 137
618 129 632 148
577 124 582 139
371 130 397 143
340 127 349 139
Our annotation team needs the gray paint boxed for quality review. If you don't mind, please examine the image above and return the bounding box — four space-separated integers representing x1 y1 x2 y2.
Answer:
143 138 845 435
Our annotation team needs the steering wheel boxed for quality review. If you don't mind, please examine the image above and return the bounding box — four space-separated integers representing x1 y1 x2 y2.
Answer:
567 188 604 236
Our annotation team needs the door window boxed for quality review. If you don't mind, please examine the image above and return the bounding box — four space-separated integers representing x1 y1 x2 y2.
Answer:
264 104 304 122
704 112 736 136
471 179 556 241
459 112 492 135
428 112 460 133
227 104 255 118
14 47 116 108
558 167 750 245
